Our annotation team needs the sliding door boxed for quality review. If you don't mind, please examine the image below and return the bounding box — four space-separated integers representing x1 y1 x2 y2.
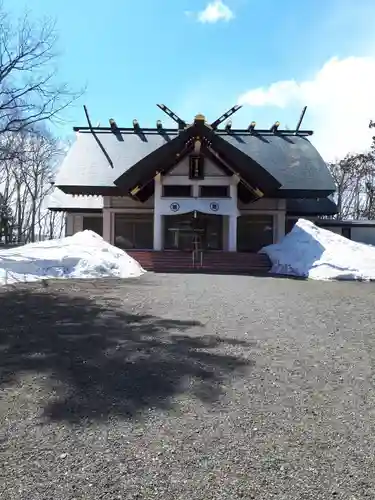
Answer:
114 214 153 249
237 214 274 252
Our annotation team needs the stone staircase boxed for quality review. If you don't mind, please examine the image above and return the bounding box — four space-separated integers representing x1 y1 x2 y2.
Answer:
127 250 272 275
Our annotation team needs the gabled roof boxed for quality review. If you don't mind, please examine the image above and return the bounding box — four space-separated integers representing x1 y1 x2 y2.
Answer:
55 119 336 199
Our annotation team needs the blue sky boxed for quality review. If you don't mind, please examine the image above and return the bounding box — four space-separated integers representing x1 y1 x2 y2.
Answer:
3 0 375 159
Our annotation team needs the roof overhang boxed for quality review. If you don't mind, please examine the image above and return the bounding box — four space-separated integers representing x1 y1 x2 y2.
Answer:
273 189 336 199
286 197 338 216
56 185 123 196
318 219 375 227
49 207 102 213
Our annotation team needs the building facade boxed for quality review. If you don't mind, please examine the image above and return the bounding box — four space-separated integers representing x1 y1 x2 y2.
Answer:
49 107 337 253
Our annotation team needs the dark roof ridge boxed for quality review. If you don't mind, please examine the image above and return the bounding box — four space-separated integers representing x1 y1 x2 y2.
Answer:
73 126 313 136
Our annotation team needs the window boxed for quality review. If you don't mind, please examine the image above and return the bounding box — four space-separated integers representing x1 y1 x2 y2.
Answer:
163 185 192 197
199 185 229 198
114 214 153 249
237 215 274 252
342 227 351 239
83 216 103 237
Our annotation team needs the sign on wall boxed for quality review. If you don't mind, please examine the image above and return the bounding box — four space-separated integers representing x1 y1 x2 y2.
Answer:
156 198 239 217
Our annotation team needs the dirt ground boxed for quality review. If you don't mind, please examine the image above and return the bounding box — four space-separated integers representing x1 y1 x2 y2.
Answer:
1 274 375 499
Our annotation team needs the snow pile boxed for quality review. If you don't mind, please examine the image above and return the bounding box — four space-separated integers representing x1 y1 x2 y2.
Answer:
261 218 375 281
0 230 145 285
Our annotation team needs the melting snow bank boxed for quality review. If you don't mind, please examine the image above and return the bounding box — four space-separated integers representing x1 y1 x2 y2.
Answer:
0 230 145 285
260 219 375 281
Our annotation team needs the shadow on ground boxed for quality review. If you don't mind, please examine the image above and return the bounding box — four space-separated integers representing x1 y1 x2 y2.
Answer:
152 269 307 279
0 281 252 422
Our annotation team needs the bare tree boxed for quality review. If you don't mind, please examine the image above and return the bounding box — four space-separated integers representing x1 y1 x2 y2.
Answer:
21 131 58 241
328 148 375 222
0 3 81 148
328 153 372 219
1 127 66 243
43 209 65 240
0 3 82 243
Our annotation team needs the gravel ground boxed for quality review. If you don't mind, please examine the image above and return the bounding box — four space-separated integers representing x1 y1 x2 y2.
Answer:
1 273 375 499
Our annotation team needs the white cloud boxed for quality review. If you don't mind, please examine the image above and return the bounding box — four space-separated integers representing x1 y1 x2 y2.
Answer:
238 56 375 162
197 1 234 24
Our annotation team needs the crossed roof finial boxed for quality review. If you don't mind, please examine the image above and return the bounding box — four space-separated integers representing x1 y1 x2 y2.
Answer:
156 104 242 130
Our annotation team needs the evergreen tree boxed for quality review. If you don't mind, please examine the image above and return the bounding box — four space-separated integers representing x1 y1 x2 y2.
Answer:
0 194 14 243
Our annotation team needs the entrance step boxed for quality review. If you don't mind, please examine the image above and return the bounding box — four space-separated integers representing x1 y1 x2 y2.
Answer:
127 250 271 274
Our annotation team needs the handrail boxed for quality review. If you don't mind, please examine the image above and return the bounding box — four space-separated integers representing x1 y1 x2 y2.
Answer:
192 249 203 268
191 233 203 268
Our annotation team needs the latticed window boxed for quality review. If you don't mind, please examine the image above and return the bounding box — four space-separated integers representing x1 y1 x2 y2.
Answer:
199 185 229 198
162 185 192 197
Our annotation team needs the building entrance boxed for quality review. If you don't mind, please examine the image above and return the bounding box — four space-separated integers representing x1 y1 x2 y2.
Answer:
164 212 223 251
